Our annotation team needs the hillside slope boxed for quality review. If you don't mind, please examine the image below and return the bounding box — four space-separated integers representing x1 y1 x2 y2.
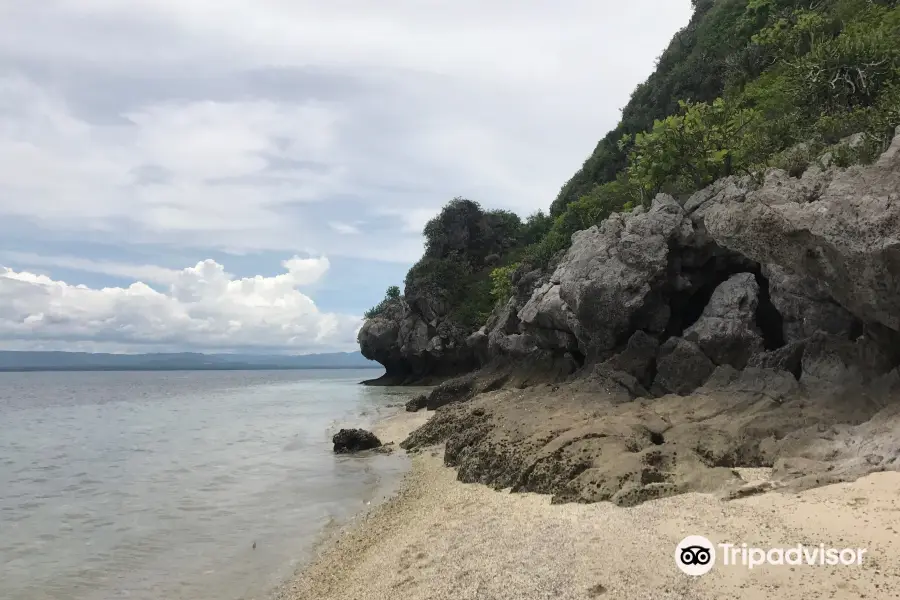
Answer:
358 0 900 384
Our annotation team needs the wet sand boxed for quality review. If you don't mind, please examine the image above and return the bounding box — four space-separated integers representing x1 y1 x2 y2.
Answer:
280 410 900 600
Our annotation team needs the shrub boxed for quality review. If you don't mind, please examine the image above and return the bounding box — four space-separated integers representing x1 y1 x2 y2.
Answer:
621 98 761 196
421 198 522 266
489 263 520 305
364 286 403 319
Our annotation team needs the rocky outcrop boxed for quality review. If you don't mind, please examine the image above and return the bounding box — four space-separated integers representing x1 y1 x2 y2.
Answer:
370 129 900 505
358 297 476 384
546 197 688 358
471 128 900 399
358 199 523 384
480 194 769 395
704 127 900 333
394 129 900 508
401 362 898 505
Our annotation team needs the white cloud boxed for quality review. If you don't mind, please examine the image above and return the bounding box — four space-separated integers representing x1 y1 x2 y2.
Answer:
0 256 361 353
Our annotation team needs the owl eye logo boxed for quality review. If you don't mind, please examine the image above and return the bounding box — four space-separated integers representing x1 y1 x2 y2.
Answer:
679 545 712 566
675 536 716 575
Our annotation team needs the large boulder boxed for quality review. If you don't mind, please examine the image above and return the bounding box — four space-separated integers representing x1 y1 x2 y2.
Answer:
683 272 764 369
654 337 716 395
549 195 691 358
600 330 660 389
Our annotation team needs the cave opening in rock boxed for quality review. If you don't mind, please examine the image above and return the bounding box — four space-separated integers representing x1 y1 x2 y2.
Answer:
570 348 587 369
753 270 786 350
664 252 757 340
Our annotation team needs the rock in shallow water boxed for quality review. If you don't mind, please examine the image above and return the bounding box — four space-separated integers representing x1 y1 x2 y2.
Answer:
332 428 382 453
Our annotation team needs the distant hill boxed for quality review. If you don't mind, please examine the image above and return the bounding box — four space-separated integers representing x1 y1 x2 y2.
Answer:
0 351 381 372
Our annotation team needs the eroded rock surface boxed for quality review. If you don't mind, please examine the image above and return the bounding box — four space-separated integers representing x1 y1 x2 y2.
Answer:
705 128 900 333
402 365 898 506
358 297 477 385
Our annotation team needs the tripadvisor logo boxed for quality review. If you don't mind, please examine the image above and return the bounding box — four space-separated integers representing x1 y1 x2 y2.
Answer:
675 536 867 576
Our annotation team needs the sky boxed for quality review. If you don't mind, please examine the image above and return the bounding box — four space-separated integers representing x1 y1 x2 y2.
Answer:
0 0 694 354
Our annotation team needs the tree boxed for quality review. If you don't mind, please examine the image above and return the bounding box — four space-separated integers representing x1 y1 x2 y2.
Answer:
489 263 519 305
621 98 760 197
364 285 403 319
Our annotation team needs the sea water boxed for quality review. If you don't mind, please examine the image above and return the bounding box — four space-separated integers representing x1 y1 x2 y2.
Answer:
0 369 418 600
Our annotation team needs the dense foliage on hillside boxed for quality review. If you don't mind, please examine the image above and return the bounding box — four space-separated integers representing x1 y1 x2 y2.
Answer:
367 0 900 330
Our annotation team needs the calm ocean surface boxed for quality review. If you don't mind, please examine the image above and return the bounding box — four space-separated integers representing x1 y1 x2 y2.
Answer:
0 369 420 600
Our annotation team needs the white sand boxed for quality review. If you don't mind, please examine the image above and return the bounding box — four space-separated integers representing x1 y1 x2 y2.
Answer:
281 412 900 600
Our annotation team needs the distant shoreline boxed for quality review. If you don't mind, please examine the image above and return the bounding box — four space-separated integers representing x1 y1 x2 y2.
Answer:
0 365 383 373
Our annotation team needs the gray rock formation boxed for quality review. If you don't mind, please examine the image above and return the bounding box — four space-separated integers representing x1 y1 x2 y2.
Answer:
357 297 476 383
363 128 900 398
704 128 900 333
551 195 687 357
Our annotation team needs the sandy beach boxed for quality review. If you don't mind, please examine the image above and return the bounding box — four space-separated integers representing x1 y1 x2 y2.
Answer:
278 410 900 600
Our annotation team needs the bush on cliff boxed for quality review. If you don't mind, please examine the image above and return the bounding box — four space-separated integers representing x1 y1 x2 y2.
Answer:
621 98 761 197
489 263 519 305
403 199 525 330
364 285 402 319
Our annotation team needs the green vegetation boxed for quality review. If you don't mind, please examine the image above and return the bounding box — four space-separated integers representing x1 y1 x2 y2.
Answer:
369 0 900 331
621 99 762 196
490 263 520 305
553 0 899 214
365 199 525 327
364 285 402 319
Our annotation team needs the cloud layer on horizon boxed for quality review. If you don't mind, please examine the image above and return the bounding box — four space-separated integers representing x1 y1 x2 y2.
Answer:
0 256 361 354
